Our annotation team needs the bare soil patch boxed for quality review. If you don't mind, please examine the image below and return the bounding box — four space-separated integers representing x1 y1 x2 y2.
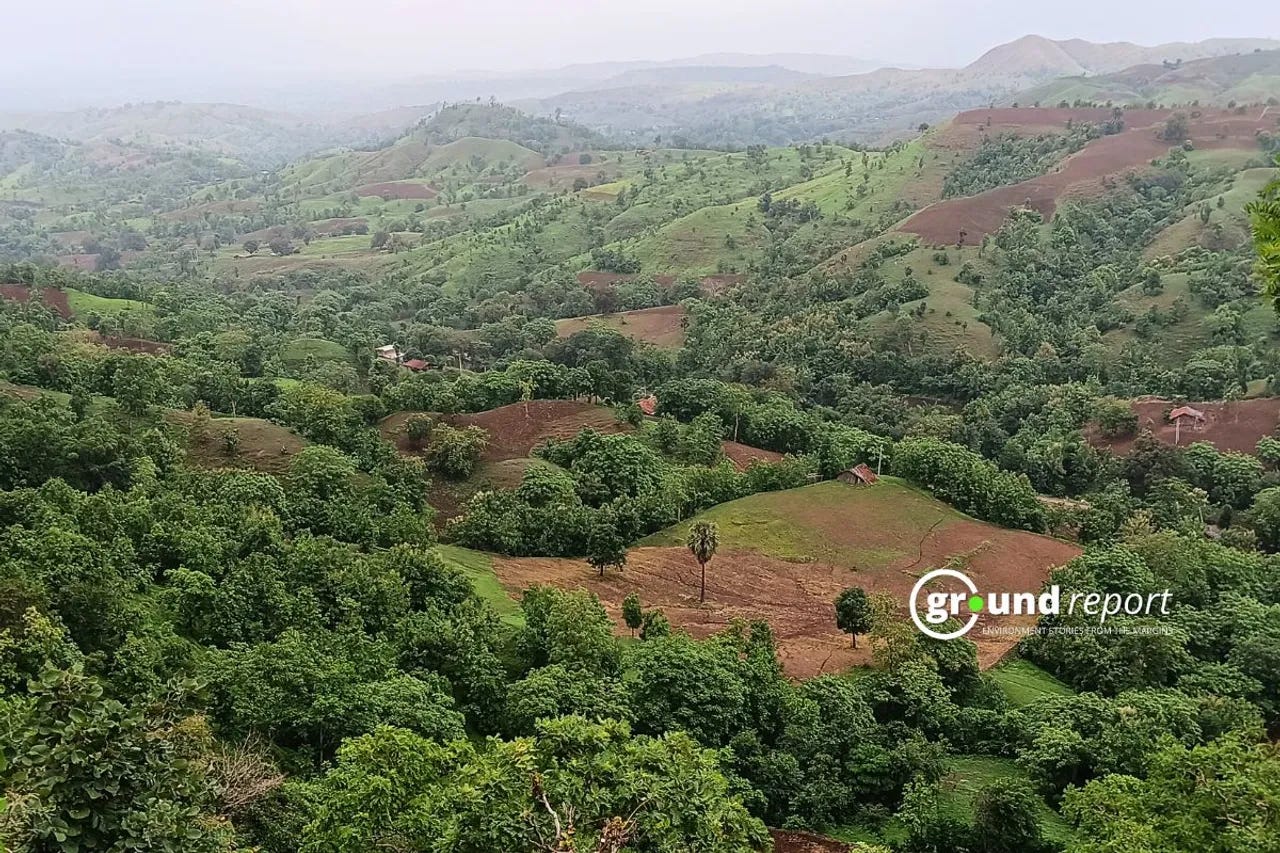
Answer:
1090 397 1280 455
770 830 852 853
383 401 631 525
721 440 784 471
903 109 1269 246
555 305 687 348
88 332 172 354
382 400 628 463
55 254 100 272
0 284 71 318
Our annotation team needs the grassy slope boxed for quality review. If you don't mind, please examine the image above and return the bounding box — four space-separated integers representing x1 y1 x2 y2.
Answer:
864 241 998 359
1111 164 1278 364
640 478 957 569
437 544 523 625
65 289 154 318
989 658 1074 707
279 337 350 366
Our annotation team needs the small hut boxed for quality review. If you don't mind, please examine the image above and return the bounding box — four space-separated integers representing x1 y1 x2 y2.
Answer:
1168 405 1206 444
837 463 878 486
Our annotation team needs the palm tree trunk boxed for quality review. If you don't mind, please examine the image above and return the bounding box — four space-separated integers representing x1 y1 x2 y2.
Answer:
700 562 706 602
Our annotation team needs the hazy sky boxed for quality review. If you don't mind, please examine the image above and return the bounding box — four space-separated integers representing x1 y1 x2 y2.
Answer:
4 0 1277 107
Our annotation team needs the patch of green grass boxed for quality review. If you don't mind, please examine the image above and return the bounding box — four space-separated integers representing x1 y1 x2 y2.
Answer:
938 756 1075 844
437 545 523 625
296 234 375 257
989 658 1073 707
279 337 350 366
65 289 154 319
638 478 956 570
0 380 71 405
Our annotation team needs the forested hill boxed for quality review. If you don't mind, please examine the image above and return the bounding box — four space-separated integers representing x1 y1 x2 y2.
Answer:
1 50 1280 853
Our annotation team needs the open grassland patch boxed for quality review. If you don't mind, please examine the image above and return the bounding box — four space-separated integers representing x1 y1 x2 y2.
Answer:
989 657 1075 706
437 545 523 625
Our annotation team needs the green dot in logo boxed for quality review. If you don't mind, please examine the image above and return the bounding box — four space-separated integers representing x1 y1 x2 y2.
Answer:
967 595 984 613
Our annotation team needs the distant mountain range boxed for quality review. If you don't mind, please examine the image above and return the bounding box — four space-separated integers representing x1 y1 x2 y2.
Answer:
1 35 1275 163
965 35 1280 79
519 36 1280 146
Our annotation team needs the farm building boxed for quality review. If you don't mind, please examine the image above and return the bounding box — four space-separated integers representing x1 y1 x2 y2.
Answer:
837 463 878 486
637 395 658 416
1169 405 1206 444
375 343 401 363
402 358 430 372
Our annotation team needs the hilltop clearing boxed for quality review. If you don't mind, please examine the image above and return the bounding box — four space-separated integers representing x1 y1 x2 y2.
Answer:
488 479 1079 678
1089 397 1280 455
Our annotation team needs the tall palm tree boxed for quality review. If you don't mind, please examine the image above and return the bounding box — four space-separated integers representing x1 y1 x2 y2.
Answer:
1248 160 1280 314
685 521 719 603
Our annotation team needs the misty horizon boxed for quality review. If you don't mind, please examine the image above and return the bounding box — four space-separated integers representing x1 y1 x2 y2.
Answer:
2 0 1276 113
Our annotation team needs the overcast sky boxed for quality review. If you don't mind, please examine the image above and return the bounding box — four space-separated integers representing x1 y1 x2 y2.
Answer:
3 0 1277 108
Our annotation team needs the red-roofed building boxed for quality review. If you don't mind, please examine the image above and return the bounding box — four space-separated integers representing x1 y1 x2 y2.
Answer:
637 395 658 416
402 358 430 371
837 463 878 486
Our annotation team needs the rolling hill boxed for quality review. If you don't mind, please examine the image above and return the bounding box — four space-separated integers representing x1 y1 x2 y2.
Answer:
1018 49 1280 107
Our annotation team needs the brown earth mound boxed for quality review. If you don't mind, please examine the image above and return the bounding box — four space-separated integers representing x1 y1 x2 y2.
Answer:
721 440 784 471
353 181 437 199
491 482 1080 679
771 830 851 853
94 334 173 355
522 158 622 191
903 108 1271 246
556 305 688 349
168 412 307 477
383 400 630 525
1090 397 1280 455
0 284 72 318
382 400 629 464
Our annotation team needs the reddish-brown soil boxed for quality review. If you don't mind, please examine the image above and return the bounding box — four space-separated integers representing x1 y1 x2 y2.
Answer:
491 486 1080 679
55 254 101 272
522 158 623 191
353 181 438 199
555 305 688 348
903 107 1272 246
1090 397 1280 455
383 401 632 524
721 440 784 471
576 271 677 292
770 830 851 853
383 400 629 463
0 284 72 318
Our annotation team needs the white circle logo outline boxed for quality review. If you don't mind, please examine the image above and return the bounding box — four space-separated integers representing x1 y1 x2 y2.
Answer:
910 567 980 640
